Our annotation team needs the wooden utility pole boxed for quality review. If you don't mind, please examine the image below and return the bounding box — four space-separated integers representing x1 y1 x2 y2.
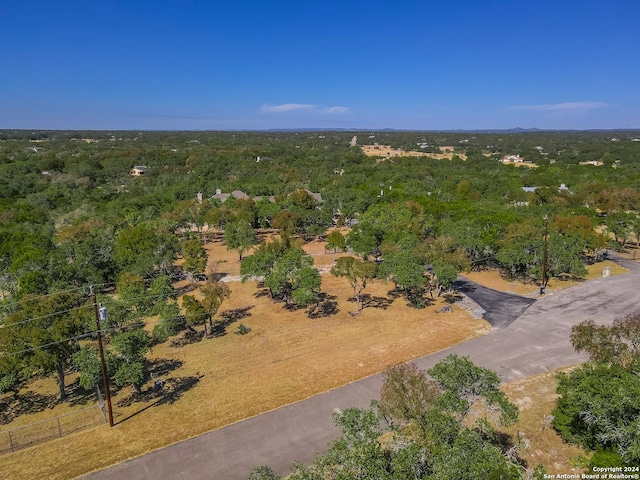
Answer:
540 215 549 295
91 286 114 427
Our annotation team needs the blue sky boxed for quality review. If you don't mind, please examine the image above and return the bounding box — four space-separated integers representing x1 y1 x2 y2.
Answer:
1 0 638 130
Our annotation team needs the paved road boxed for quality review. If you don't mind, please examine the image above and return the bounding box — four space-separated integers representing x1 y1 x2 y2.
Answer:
453 277 536 329
84 257 640 480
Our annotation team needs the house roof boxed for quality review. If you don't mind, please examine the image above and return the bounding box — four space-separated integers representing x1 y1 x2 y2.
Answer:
301 188 323 203
231 190 250 200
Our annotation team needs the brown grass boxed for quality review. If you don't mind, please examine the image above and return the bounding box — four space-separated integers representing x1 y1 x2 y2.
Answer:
0 251 490 479
461 260 628 296
360 145 467 161
502 368 589 475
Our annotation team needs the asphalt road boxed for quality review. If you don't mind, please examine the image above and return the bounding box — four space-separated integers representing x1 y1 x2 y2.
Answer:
453 277 536 329
83 257 640 480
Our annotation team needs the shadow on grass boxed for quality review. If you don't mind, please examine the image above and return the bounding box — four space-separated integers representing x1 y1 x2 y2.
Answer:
148 358 184 377
170 329 205 347
360 294 393 310
66 378 97 407
114 375 203 424
253 287 272 299
0 391 58 425
307 293 339 319
442 292 464 304
209 306 254 337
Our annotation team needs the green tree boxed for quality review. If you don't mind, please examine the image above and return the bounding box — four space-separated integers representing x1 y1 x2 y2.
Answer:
291 265 322 308
258 357 522 480
180 238 208 279
182 294 208 334
0 292 90 400
111 329 151 394
116 271 154 317
379 248 426 307
378 363 441 429
430 260 459 297
264 247 316 306
495 222 543 283
325 230 346 263
331 256 377 314
346 222 380 260
428 354 518 427
72 345 118 391
114 223 177 276
200 276 231 330
570 314 640 370
240 238 291 283
149 275 177 315
247 466 281 480
553 363 640 465
606 212 633 248
224 220 257 261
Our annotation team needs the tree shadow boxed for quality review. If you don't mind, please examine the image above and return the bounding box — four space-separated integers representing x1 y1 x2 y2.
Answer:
442 292 464 304
210 271 228 281
307 293 339 319
175 282 200 296
209 306 254 337
157 375 201 405
386 286 404 299
359 294 393 310
0 391 58 425
114 375 202 420
386 287 435 309
66 378 97 407
253 287 272 299
170 329 205 347
148 358 184 377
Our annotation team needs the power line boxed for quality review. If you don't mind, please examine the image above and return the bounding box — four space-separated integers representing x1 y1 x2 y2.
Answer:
10 284 96 305
1 304 94 328
0 283 360 360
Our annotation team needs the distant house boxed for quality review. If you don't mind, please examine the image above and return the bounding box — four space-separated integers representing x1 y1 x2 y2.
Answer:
301 188 323 203
212 189 252 203
231 190 250 200
578 160 602 166
211 188 322 205
501 155 524 164
130 166 148 176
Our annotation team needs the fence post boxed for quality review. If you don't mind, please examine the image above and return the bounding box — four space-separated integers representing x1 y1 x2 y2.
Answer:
57 417 62 438
8 429 14 453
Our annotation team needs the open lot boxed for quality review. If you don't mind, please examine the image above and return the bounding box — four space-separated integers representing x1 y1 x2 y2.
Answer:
0 240 489 480
360 144 468 161
2 236 635 479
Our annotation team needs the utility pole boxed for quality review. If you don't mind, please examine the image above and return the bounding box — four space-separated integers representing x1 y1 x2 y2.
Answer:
540 215 549 295
91 286 114 427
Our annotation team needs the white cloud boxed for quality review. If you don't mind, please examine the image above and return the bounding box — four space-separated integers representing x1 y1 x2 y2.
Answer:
260 103 316 113
259 103 350 115
322 106 349 114
508 102 609 112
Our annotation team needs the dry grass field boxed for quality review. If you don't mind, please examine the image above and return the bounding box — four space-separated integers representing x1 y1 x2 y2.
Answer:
502 368 589 476
461 260 628 296
2 235 624 478
0 239 490 479
360 144 468 161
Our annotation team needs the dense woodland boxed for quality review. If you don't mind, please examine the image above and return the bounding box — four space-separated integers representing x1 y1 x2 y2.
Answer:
1 129 640 474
